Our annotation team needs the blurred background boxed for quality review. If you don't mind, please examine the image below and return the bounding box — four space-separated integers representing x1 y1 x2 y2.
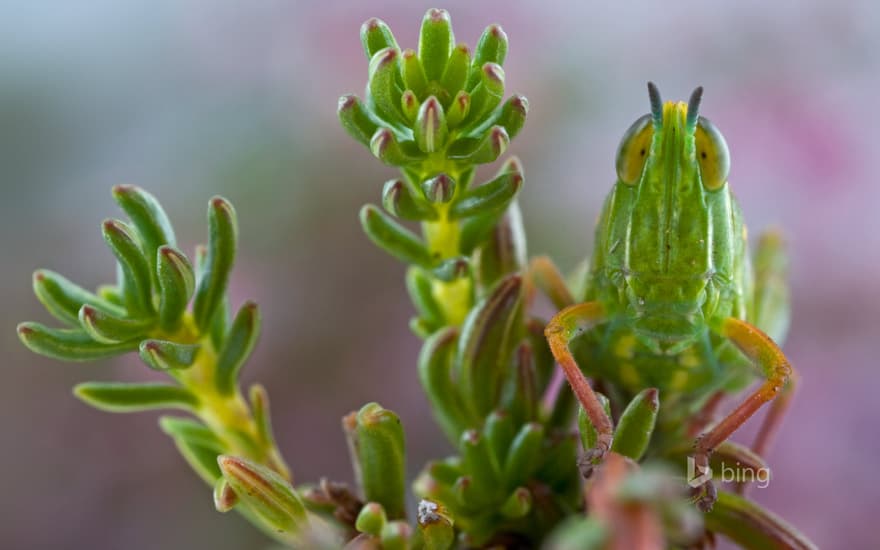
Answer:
1 1 877 548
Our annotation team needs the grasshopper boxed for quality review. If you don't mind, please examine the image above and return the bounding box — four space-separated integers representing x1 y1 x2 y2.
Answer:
533 83 795 510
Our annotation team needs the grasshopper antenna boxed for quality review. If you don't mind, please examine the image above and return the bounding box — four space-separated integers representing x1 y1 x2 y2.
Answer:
647 81 663 127
686 85 704 132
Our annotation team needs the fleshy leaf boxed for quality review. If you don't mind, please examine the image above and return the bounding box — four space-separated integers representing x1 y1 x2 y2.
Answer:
112 185 176 285
456 275 523 417
360 204 433 267
705 491 818 550
193 197 237 331
17 322 138 361
74 382 198 412
215 301 261 395
102 219 154 316
139 339 199 371
78 305 153 343
156 245 195 332
338 95 381 148
503 422 544 489
33 269 124 326
611 387 659 461
218 455 308 536
418 9 454 81
344 403 407 520
360 18 399 60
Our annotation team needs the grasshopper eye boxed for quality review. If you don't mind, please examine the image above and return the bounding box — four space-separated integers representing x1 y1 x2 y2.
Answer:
695 116 730 190
615 114 654 186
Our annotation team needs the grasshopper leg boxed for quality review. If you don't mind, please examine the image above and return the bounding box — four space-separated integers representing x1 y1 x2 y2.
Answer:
527 255 576 310
692 318 793 511
734 370 799 495
544 301 613 464
730 230 797 495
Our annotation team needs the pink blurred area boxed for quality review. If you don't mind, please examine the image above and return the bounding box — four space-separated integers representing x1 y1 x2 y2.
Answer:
1 1 877 548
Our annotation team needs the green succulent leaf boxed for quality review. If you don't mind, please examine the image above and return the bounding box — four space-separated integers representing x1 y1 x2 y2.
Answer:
401 49 428 98
112 185 176 285
338 94 381 148
370 128 425 166
446 90 471 128
418 327 471 443
356 502 388 536
215 301 261 395
382 179 436 221
156 245 195 332
499 487 532 519
474 201 527 292
421 173 456 204
74 382 198 412
17 322 138 361
406 266 445 330
418 8 454 81
78 305 153 344
32 269 124 326
344 402 407 520
414 96 448 153
460 64 505 128
360 17 399 60
400 89 420 122
450 169 522 219
381 520 414 550
503 422 544 489
368 47 404 126
460 429 502 492
218 455 308 536
484 410 514 466
610 388 659 461
193 197 238 331
139 339 199 371
705 491 819 550
456 275 523 418
159 416 225 452
441 43 471 97
102 219 154 316
469 24 508 88
360 204 433 267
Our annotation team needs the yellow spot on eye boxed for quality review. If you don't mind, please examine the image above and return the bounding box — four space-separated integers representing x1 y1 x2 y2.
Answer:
620 363 641 387
694 116 730 191
616 114 654 185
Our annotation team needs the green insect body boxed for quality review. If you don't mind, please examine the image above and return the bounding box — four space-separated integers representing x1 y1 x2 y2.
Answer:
541 84 794 510
579 91 778 401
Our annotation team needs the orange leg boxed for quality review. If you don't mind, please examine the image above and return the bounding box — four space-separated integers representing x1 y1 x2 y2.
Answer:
692 317 793 511
544 301 613 462
734 369 799 495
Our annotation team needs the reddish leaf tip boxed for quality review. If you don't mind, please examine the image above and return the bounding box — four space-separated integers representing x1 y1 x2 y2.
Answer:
426 8 451 22
643 388 660 411
338 94 358 111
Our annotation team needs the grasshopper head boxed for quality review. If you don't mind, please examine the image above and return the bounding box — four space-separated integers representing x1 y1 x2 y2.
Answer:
606 84 739 353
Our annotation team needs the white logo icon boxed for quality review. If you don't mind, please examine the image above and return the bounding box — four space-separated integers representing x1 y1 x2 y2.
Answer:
687 456 712 488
